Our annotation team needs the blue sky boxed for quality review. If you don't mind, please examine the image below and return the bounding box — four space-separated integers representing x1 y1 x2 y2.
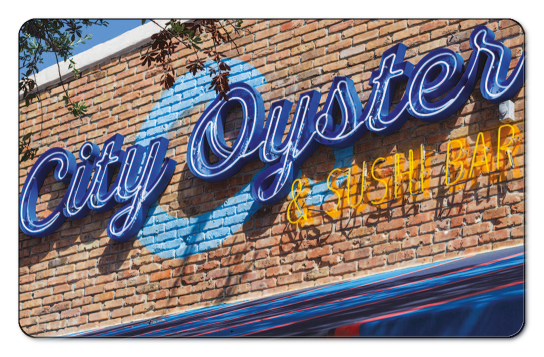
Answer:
21 19 146 75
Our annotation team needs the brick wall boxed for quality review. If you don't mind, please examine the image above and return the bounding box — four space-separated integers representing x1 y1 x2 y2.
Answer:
18 19 525 336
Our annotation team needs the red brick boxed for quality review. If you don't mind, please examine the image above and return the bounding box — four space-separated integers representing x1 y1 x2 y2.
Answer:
306 267 329 280
133 303 155 314
421 20 448 33
373 242 401 255
251 278 277 291
125 295 146 306
280 20 304 32
434 229 461 243
206 268 228 280
388 249 416 264
463 223 492 237
102 300 123 311
277 273 304 286
292 261 315 272
266 265 291 277
136 283 160 294
479 230 510 244
221 254 245 266
407 212 435 226
229 263 253 275
359 256 385 270
155 298 178 310
329 20 353 34
171 286 192 297
467 197 497 213
89 311 109 322
377 218 405 233
150 269 171 282
344 248 371 262
307 246 332 259
331 262 357 275
256 236 280 249
17 19 526 337
241 270 265 283
179 294 201 305
94 292 114 302
416 244 446 257
214 274 239 288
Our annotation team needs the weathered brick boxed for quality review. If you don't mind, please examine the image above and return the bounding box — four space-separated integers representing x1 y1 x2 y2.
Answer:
307 246 332 259
179 294 202 305
136 283 160 294
463 223 492 237
434 229 461 243
150 270 172 282
292 260 315 272
229 263 253 275
467 197 498 213
304 267 328 280
374 242 401 255
376 217 404 232
416 244 445 257
18 18 526 337
266 265 291 277
388 249 416 263
256 236 281 249
331 262 357 275
479 230 510 244
344 248 371 262
89 311 110 322
277 273 304 286
202 289 225 300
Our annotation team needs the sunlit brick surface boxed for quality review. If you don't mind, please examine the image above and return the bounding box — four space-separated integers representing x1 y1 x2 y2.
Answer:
19 19 525 336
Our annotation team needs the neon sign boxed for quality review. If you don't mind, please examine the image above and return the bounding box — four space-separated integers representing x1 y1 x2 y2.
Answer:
187 25 525 205
19 135 176 241
20 25 524 244
287 124 520 224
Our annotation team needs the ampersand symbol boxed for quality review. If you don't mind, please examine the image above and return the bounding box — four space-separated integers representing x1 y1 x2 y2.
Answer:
287 178 308 225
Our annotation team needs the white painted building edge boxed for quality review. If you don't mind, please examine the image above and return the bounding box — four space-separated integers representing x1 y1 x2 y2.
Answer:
22 19 179 99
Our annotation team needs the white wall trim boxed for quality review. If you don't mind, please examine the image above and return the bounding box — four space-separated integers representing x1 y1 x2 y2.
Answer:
22 19 176 98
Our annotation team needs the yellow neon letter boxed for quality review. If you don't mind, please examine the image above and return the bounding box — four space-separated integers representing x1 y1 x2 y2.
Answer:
414 145 426 194
347 163 366 208
394 154 405 198
446 139 465 186
371 158 389 205
287 179 307 225
469 132 491 179
496 124 516 171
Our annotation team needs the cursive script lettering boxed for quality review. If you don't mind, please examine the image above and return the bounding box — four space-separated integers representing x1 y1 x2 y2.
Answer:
187 26 525 204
